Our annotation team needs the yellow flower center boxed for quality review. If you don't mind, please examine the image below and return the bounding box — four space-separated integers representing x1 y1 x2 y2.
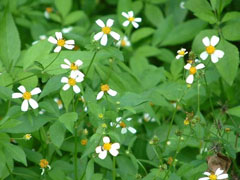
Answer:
121 40 126 47
103 143 112 151
39 159 49 168
120 121 126 128
184 119 190 125
189 66 197 75
206 45 215 54
187 60 193 64
128 17 135 22
57 39 65 46
23 92 32 100
81 139 88 146
102 27 111 34
101 84 110 92
46 7 53 13
178 50 185 55
57 100 62 105
70 63 78 70
68 78 76 86
98 113 104 119
209 174 217 180
24 134 32 140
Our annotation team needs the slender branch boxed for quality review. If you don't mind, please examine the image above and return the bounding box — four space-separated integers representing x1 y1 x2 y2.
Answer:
85 50 98 77
112 156 116 180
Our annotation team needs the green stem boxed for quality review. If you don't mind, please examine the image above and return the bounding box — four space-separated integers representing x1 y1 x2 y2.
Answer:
42 52 61 73
112 156 116 180
197 79 200 113
74 125 78 180
85 50 98 77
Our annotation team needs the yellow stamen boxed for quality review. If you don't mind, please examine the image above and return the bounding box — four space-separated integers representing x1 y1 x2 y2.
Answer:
206 45 215 54
209 174 217 180
39 159 49 168
120 121 126 128
101 84 110 92
178 51 185 55
128 17 135 22
57 39 65 46
46 7 53 13
81 139 88 146
57 100 62 105
23 92 31 100
184 119 190 125
102 27 111 34
121 40 126 47
103 143 112 151
70 63 78 70
24 134 32 140
68 78 76 86
98 113 104 119
189 66 197 75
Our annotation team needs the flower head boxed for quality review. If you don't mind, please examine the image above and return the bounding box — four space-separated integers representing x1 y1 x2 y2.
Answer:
95 136 120 159
96 84 117 100
94 19 120 46
61 74 83 94
44 7 53 19
116 36 131 48
39 159 51 175
184 63 205 84
176 48 188 59
138 113 156 123
111 117 137 134
12 85 41 112
200 36 224 63
199 168 228 180
54 98 63 109
48 32 75 53
122 11 142 28
61 58 84 78
23 134 32 140
62 26 73 34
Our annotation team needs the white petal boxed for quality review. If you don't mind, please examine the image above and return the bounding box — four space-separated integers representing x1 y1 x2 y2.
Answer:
18 85 26 93
186 74 194 84
184 63 191 70
48 36 57 44
110 31 120 41
61 64 70 69
122 12 129 18
65 40 75 45
12 93 23 99
126 118 132 121
95 146 102 153
55 32 62 40
134 18 142 22
111 143 120 150
210 35 219 46
107 89 117 96
132 21 139 28
103 136 110 143
30 87 41 95
106 19 114 27
176 55 182 59
61 77 69 83
98 150 107 159
64 44 74 50
63 84 70 91
96 19 105 28
29 98 39 109
128 11 134 17
198 178 209 180
116 117 122 122
200 51 208 60
214 50 224 58
128 127 137 134
109 148 119 156
75 74 84 82
215 168 223 176
75 60 83 66
116 124 120 128
196 63 205 70
122 20 130 27
211 54 219 63
203 172 211 176
73 85 80 94
96 91 104 100
54 46 62 53
64 58 71 65
44 11 50 19
94 32 104 41
202 37 210 46
121 128 127 134
21 100 29 112
100 34 108 46
217 174 228 179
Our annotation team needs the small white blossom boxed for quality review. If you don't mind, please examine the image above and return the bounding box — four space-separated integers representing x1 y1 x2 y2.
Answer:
184 63 205 84
61 58 84 78
122 11 142 28
111 117 136 134
96 84 117 100
116 36 131 48
138 113 156 123
44 7 53 19
61 74 83 94
176 48 188 59
198 168 228 180
54 98 63 109
62 26 73 34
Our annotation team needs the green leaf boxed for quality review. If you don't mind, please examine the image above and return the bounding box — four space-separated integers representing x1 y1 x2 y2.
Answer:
221 11 240 22
60 89 74 112
145 4 163 27
222 21 240 41
0 86 12 101
0 11 20 71
58 112 78 133
86 158 94 180
131 28 155 43
55 0 72 17
64 11 87 26
4 143 27 166
134 46 161 57
16 72 38 90
49 121 66 148
227 106 240 117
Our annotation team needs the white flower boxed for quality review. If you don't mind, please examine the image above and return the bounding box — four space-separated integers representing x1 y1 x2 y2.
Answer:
138 113 156 123
61 74 83 94
180 2 185 9
198 168 228 180
95 136 120 159
184 63 205 84
94 19 120 46
200 36 224 63
62 27 73 34
48 32 75 53
23 134 32 140
176 48 188 59
39 159 51 175
12 86 41 112
54 98 63 109
44 7 53 19
32 35 47 45
122 11 142 28
61 58 84 78
96 84 117 100
112 117 137 134
116 36 131 48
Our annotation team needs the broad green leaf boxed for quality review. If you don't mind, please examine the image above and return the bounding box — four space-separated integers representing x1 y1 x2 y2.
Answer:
131 28 155 43
86 158 94 180
145 4 163 27
221 11 240 22
4 143 27 166
0 86 12 101
222 21 240 41
0 11 20 71
49 121 66 148
55 0 72 17
64 11 88 26
58 112 78 133
16 72 38 90
227 106 240 117
60 89 74 111
134 46 161 57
